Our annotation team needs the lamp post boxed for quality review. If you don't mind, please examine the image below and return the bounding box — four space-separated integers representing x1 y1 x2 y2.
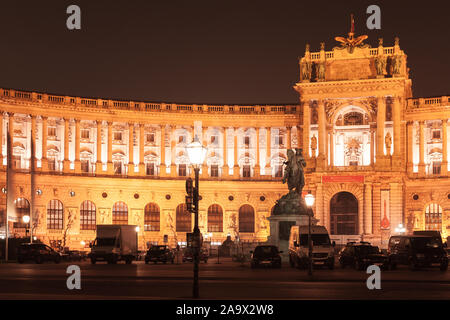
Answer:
186 135 207 299
304 193 315 277
22 215 31 239
395 223 406 234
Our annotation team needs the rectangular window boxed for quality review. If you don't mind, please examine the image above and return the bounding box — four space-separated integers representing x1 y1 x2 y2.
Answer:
48 158 56 171
146 162 155 176
178 135 186 143
211 135 218 144
244 136 250 146
13 155 21 169
48 127 56 137
146 133 155 143
433 162 441 175
114 132 122 141
211 165 219 177
178 164 187 176
81 160 90 173
277 135 284 146
114 161 122 174
275 165 283 177
81 129 90 139
432 130 441 139
243 165 251 178
349 161 358 166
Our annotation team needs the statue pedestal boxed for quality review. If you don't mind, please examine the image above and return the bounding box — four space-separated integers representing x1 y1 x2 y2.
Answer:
266 214 318 262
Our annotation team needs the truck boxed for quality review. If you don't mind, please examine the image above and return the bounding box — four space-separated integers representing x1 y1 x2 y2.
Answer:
288 225 335 270
90 225 138 264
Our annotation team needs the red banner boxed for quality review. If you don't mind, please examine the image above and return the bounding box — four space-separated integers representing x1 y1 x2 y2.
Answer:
321 175 364 183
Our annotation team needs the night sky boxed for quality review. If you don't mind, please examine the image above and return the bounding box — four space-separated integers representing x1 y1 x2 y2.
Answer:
0 1 448 105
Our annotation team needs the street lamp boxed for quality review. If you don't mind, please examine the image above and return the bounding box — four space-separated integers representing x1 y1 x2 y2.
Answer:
22 215 30 238
304 193 315 277
395 223 406 234
186 135 207 299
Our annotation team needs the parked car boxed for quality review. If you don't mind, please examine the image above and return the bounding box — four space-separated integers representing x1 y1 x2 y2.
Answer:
145 245 175 264
338 242 389 270
182 247 208 263
250 245 282 269
388 235 448 271
17 243 61 264
289 225 335 270
136 250 147 261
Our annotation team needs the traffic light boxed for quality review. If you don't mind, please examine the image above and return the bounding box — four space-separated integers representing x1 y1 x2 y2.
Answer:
185 178 194 212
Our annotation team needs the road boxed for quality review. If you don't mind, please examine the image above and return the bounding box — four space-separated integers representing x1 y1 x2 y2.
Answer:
0 258 449 299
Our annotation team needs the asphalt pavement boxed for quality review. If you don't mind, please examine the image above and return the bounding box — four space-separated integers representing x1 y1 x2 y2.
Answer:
0 258 449 299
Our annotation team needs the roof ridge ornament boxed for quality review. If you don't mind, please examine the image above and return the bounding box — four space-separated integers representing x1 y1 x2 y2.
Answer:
334 14 370 54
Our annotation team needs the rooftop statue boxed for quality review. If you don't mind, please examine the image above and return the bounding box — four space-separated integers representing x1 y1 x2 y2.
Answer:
334 14 369 54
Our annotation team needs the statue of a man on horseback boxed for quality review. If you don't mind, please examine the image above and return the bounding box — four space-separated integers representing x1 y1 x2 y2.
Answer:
282 148 306 195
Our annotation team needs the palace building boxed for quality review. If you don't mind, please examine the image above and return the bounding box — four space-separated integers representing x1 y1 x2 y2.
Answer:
0 31 449 250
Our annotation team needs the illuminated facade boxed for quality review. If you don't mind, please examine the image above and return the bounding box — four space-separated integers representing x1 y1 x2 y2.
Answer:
0 33 449 249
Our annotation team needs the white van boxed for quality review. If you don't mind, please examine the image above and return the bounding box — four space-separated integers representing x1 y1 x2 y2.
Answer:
288 225 335 269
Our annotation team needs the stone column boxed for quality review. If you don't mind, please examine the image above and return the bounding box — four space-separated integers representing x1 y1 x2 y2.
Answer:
96 120 102 174
296 125 302 149
74 119 81 172
329 128 334 167
31 115 37 169
286 126 292 149
170 125 177 176
442 119 448 175
265 127 271 174
407 121 414 174
418 121 425 176
302 103 310 158
107 121 113 174
127 123 134 175
139 124 145 174
316 183 324 226
254 127 260 177
160 124 166 176
318 100 326 159
63 118 71 172
376 96 386 159
201 126 208 178
41 116 48 170
370 125 376 165
393 96 402 157
222 127 229 177
364 183 373 234
233 127 239 178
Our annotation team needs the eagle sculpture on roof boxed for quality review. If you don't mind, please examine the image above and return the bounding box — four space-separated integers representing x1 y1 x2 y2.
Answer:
334 14 369 53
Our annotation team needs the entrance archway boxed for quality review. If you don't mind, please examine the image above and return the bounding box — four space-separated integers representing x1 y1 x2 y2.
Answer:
330 192 358 235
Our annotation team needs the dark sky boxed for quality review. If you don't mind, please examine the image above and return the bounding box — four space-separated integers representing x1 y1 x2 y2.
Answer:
0 1 449 104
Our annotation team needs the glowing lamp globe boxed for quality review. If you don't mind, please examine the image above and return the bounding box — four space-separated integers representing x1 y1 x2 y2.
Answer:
135 226 140 233
305 193 315 208
22 215 30 224
186 136 207 168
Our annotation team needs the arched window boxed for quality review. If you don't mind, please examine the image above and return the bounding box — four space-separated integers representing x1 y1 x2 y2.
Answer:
144 203 160 231
47 199 64 230
425 203 442 231
330 192 358 235
239 204 255 233
112 201 128 225
14 198 30 228
80 200 96 230
208 204 223 232
176 204 191 232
